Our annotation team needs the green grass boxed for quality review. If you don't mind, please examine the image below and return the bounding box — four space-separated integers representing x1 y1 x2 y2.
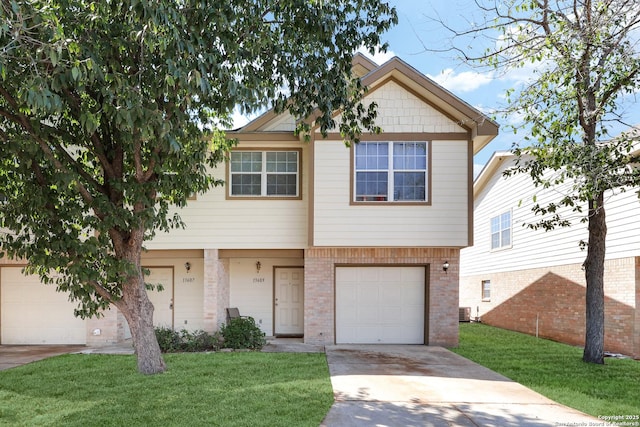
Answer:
452 323 640 418
0 352 333 426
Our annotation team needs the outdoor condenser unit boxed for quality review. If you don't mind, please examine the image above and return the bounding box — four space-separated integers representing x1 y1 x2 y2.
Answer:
459 307 471 322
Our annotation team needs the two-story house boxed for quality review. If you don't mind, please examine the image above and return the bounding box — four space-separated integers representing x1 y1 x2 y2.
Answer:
0 55 498 348
460 148 640 358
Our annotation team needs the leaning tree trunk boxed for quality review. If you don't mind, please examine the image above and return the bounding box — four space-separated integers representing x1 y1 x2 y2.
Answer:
583 192 606 364
117 270 167 374
112 231 166 374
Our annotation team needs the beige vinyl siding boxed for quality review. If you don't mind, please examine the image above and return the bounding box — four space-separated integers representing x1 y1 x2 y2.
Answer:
146 142 308 250
228 257 304 336
142 251 205 331
313 139 469 247
461 156 640 276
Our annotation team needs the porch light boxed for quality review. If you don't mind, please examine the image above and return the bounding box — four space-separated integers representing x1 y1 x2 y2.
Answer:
185 262 191 273
443 261 450 273
256 261 261 274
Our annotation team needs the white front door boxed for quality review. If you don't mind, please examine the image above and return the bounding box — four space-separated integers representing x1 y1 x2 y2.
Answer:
145 267 174 328
274 267 304 336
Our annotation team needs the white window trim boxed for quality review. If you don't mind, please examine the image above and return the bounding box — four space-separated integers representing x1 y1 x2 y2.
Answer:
229 150 300 198
490 209 513 251
481 280 491 302
353 141 429 203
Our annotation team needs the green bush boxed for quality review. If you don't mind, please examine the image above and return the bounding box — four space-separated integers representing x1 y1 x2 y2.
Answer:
154 327 222 353
220 317 266 350
155 326 183 353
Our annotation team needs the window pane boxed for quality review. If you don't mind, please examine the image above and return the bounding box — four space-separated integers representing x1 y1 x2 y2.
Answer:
502 229 511 246
393 142 426 170
230 152 241 172
394 172 425 201
482 280 491 300
355 172 387 201
490 216 500 234
231 174 261 195
266 151 298 173
356 142 388 170
490 211 511 249
266 174 297 196
501 211 511 229
491 232 500 249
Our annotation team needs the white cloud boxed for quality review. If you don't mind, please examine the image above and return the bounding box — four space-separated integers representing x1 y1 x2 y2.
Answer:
473 163 485 179
427 68 494 93
356 45 396 65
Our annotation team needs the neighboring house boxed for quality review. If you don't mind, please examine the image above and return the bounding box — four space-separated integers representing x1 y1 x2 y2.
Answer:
0 55 498 347
460 149 640 358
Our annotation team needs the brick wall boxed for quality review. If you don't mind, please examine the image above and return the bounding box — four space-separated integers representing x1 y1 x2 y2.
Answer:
85 307 120 346
203 249 230 333
304 247 459 347
460 257 639 358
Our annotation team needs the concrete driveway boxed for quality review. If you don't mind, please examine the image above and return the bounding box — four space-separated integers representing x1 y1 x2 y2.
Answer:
321 345 600 427
0 345 85 371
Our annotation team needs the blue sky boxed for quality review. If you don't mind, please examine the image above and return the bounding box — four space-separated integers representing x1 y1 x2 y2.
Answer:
233 0 639 175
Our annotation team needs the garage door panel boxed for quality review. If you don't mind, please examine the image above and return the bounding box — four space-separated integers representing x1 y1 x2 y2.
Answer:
336 266 426 344
380 287 401 305
1 268 86 344
357 306 380 323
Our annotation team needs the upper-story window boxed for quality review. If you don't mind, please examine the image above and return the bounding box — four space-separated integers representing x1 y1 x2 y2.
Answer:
354 141 428 203
490 210 511 249
229 150 300 198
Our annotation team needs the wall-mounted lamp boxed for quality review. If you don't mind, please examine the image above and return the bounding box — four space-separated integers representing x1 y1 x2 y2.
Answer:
185 262 191 273
256 261 261 274
443 261 450 273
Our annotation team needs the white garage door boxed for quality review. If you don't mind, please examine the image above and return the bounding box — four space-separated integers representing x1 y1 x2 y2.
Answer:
336 266 426 344
1 267 86 344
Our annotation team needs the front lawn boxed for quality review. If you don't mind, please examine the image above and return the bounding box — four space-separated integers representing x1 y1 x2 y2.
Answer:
0 352 333 426
452 323 640 418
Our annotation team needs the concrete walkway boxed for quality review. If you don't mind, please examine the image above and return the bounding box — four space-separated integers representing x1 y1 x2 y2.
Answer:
0 345 85 371
321 345 600 427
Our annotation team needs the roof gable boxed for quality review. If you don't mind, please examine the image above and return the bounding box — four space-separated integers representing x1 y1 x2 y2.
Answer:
235 56 498 152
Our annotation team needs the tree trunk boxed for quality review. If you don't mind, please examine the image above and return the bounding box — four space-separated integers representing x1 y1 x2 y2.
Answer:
583 192 606 364
117 272 167 374
114 242 166 374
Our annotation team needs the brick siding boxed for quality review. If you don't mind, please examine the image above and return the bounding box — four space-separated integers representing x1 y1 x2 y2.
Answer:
304 247 459 347
460 257 639 358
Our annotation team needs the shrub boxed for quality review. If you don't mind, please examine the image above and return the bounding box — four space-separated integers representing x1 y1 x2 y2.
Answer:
154 327 222 353
220 317 266 350
155 326 183 353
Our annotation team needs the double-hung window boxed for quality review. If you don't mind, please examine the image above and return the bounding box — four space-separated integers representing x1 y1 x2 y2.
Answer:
229 150 299 197
482 280 491 301
490 210 511 249
354 141 428 202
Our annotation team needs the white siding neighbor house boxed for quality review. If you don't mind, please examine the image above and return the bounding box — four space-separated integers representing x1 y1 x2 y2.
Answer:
460 149 640 358
1 55 498 347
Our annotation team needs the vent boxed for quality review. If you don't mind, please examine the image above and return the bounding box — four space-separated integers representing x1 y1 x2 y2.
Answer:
459 307 471 322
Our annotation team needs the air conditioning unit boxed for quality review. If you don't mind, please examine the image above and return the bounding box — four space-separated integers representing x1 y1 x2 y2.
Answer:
459 307 471 322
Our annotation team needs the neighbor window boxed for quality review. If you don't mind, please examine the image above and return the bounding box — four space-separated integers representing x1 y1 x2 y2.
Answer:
482 280 491 301
354 141 428 202
490 210 511 249
229 150 299 197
